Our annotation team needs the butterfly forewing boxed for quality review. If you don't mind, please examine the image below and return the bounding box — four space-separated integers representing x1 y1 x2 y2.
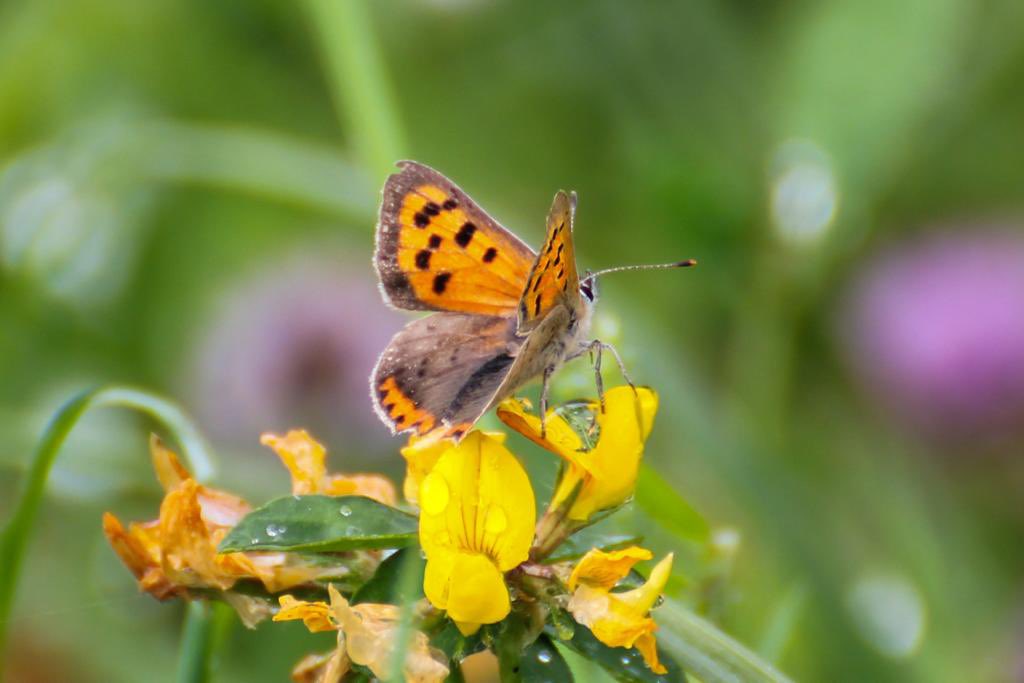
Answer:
372 312 522 441
375 161 536 316
517 190 581 333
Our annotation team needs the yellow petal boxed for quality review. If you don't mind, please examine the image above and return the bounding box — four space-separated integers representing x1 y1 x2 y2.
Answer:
424 549 510 627
102 512 177 600
328 473 398 507
274 595 335 633
567 551 673 675
418 431 534 573
567 387 658 520
569 585 654 649
568 546 654 591
262 430 328 495
496 397 584 462
149 435 192 492
634 632 667 675
290 648 349 683
614 552 673 614
400 435 454 505
329 586 449 683
158 480 236 590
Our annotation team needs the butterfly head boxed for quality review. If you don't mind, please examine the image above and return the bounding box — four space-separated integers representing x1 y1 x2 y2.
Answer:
579 271 599 305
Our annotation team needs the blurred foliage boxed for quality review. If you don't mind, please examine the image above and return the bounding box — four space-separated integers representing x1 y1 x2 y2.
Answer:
2 0 1024 682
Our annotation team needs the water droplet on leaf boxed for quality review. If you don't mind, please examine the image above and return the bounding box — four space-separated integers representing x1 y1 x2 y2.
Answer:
339 505 352 517
536 650 552 664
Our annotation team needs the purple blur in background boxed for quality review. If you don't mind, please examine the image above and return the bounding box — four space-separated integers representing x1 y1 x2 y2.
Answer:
189 256 405 456
844 227 1024 440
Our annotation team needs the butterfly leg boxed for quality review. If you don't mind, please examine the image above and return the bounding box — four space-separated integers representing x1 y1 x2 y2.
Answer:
539 366 554 438
599 341 635 390
588 339 606 411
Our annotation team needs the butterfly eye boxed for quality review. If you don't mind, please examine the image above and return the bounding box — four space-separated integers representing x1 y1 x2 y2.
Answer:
580 281 595 302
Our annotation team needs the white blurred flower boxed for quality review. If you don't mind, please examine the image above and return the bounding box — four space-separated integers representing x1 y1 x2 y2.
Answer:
770 139 838 245
847 572 926 659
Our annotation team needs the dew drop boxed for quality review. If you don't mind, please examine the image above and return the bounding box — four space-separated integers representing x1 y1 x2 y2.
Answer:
420 472 450 515
620 654 632 665
265 524 286 538
536 650 552 664
484 507 508 534
339 505 352 517
345 527 359 537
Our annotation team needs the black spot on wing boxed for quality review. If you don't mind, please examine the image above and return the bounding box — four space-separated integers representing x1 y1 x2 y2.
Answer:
423 201 441 216
483 247 498 263
414 212 429 228
433 272 451 294
428 234 442 249
455 222 477 248
442 198 458 211
415 250 432 270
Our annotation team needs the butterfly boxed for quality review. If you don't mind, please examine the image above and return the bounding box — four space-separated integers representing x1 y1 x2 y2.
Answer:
371 161 694 442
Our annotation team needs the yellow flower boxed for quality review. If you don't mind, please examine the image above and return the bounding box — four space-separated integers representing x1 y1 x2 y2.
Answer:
399 435 450 506
418 431 535 634
566 547 673 674
261 429 397 506
274 585 449 683
400 431 506 506
497 386 658 521
103 435 350 614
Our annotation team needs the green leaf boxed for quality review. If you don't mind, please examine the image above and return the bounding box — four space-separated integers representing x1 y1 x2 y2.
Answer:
656 599 794 683
520 635 574 683
549 613 685 683
351 548 425 605
219 495 418 553
636 465 709 544
495 612 530 683
0 385 217 678
430 621 486 663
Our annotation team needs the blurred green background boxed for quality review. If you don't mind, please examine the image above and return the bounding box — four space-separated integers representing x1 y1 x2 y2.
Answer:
3 0 1024 681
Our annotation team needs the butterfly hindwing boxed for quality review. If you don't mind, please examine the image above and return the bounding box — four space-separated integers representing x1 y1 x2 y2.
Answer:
372 312 522 441
517 190 581 333
375 161 537 316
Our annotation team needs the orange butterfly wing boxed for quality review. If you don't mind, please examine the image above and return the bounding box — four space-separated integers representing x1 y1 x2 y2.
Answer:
517 190 580 332
375 161 536 316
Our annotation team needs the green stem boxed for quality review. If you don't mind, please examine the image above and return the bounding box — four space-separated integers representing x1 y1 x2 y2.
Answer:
177 602 214 683
176 602 235 683
385 548 425 682
303 0 407 179
657 599 795 683
0 385 217 682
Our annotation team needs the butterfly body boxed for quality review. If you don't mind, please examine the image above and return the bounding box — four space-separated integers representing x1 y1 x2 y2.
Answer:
372 161 602 442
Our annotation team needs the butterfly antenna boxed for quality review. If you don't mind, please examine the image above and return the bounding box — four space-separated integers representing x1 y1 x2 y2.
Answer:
588 259 697 280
